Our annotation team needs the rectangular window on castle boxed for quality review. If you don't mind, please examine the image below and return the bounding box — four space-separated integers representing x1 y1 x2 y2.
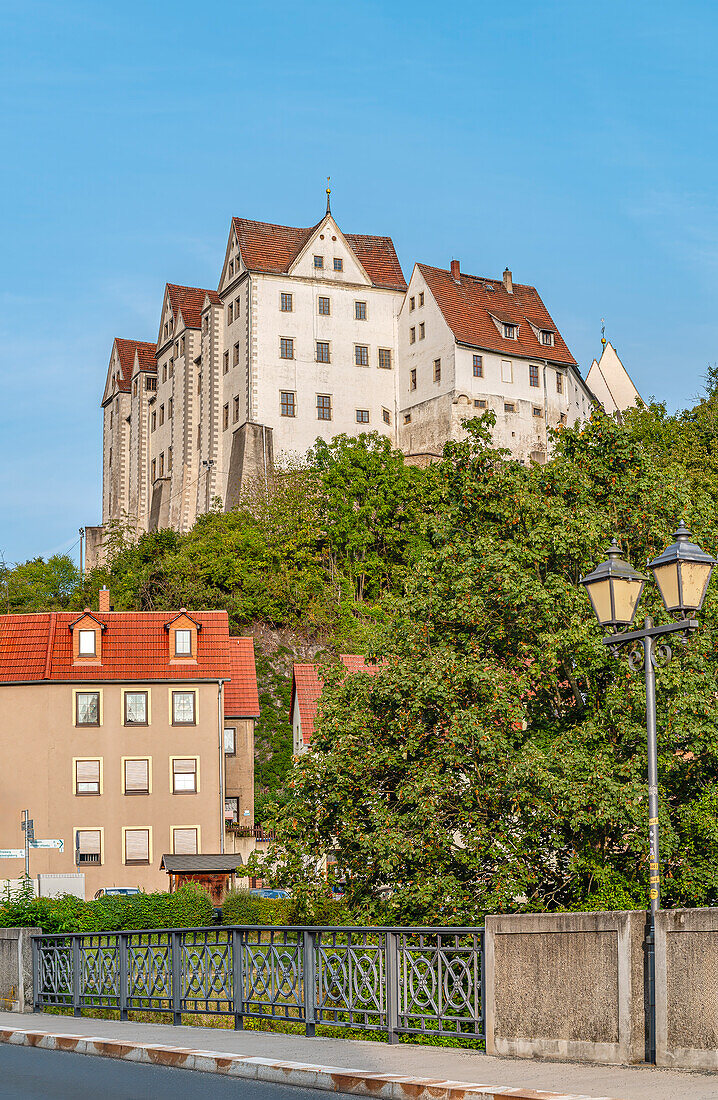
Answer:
473 355 483 377
280 337 294 359
333 257 343 271
316 394 332 420
233 342 239 366
433 359 441 383
318 296 330 315
354 345 369 367
280 391 296 417
159 453 164 477
356 409 369 423
223 351 229 374
556 372 564 394
410 369 416 390
168 398 173 418
314 255 324 269
109 448 112 467
419 292 425 307
419 322 425 340
159 405 164 426
316 341 330 363
223 404 229 430
355 301 367 320
280 292 293 312
168 447 172 472
529 364 540 387
409 327 416 344
151 411 156 432
151 459 156 481
378 349 392 370
227 303 233 324
233 396 240 423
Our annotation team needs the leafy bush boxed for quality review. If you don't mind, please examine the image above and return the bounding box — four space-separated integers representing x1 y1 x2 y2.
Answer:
222 888 348 927
0 881 213 934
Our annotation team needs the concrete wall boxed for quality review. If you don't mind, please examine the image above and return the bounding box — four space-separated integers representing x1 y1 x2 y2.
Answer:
485 910 646 1065
0 928 40 1013
656 907 718 1070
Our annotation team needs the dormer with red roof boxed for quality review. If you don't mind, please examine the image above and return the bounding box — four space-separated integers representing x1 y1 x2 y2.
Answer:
398 261 595 466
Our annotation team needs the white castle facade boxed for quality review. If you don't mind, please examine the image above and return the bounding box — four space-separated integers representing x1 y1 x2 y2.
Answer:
93 199 606 562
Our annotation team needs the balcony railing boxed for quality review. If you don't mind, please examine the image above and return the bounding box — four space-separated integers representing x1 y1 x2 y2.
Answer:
225 823 275 840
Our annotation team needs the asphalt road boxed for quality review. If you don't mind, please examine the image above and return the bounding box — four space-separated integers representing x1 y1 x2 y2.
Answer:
0 1044 357 1099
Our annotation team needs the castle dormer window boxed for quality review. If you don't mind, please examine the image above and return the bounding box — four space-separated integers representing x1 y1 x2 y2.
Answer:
540 330 554 347
503 323 517 340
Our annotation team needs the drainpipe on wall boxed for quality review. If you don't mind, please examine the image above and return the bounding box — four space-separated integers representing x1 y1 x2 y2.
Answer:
218 679 226 854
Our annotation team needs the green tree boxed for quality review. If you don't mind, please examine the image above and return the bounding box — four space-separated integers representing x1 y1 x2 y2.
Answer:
248 411 718 921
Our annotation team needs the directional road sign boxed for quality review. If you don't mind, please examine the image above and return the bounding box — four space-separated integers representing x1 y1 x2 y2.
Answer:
29 839 64 852
0 850 25 859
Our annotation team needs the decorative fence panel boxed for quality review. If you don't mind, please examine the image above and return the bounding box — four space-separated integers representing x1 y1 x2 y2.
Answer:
33 925 484 1045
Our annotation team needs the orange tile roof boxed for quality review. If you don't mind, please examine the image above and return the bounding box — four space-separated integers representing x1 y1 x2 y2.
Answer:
418 264 578 368
225 637 260 718
167 284 221 330
290 655 385 746
0 612 259 718
232 217 407 291
114 338 156 391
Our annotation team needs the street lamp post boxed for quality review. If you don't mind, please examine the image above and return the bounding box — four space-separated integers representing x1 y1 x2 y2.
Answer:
580 520 716 1062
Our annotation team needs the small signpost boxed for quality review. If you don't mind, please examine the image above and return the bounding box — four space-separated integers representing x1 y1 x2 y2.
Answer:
0 813 66 876
30 840 64 851
0 850 25 860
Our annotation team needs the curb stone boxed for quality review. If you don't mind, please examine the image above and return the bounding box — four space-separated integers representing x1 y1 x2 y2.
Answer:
0 1026 625 1100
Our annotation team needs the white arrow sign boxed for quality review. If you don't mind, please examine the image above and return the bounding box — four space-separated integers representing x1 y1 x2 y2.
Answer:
29 839 64 851
0 849 25 859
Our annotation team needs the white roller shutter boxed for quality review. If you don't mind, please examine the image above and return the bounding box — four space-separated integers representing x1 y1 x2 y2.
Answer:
173 828 198 855
124 759 149 793
125 828 149 862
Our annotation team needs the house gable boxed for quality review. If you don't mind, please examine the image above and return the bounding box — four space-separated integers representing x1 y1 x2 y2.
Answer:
288 214 371 285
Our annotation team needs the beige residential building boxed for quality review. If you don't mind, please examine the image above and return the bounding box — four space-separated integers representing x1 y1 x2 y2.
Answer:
92 202 599 560
0 596 259 897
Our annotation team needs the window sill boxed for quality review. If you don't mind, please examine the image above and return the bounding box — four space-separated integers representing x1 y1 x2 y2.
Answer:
172 789 198 795
172 721 197 727
76 723 101 728
124 861 150 866
124 722 149 727
75 791 100 797
124 790 150 796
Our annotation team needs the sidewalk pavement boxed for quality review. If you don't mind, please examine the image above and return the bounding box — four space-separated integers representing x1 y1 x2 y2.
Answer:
0 1012 716 1100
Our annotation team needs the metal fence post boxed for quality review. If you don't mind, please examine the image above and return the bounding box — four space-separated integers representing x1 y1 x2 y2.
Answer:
385 931 400 1044
119 933 128 1021
303 930 316 1038
31 937 40 1012
171 931 182 1025
72 936 81 1017
479 929 486 1042
232 929 244 1030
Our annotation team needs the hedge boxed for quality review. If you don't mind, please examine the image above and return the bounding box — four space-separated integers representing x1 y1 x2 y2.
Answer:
0 882 213 934
222 889 348 927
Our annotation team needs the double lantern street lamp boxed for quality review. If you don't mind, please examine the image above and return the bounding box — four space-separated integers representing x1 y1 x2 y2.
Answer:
580 521 716 1061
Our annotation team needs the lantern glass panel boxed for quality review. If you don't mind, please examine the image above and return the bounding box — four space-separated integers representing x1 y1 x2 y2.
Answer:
680 560 713 611
615 577 644 625
585 578 613 627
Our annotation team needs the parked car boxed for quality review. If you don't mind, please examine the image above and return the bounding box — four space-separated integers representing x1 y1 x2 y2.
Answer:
93 887 142 900
247 888 289 899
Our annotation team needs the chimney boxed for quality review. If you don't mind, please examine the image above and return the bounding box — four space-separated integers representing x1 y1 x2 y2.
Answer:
99 587 110 614
450 259 460 282
503 267 513 294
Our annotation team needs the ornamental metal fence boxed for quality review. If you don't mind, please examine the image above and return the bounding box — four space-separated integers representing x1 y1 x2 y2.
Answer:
32 925 485 1045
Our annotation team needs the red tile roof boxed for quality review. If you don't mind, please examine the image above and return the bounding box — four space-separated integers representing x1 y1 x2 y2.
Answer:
113 339 156 391
231 217 407 291
225 637 260 718
0 613 259 719
167 284 221 330
418 264 577 368
290 655 385 746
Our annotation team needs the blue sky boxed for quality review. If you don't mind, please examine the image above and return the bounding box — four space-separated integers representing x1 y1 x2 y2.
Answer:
1 0 716 564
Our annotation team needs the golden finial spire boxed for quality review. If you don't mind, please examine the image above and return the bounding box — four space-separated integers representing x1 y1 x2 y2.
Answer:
326 176 331 215
601 318 606 348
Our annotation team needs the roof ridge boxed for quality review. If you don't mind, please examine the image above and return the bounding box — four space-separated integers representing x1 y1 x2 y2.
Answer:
43 612 56 679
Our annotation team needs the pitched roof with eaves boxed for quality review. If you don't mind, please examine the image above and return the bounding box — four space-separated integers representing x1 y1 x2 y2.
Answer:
0 612 260 717
418 263 578 368
166 284 221 330
232 217 407 291
112 338 156 392
290 655 386 746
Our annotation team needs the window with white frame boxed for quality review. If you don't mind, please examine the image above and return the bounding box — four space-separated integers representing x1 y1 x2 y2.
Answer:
174 629 192 656
124 828 150 864
224 727 236 755
172 691 196 725
78 629 96 657
75 760 100 795
124 691 148 725
124 758 150 794
172 758 197 793
76 692 100 726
